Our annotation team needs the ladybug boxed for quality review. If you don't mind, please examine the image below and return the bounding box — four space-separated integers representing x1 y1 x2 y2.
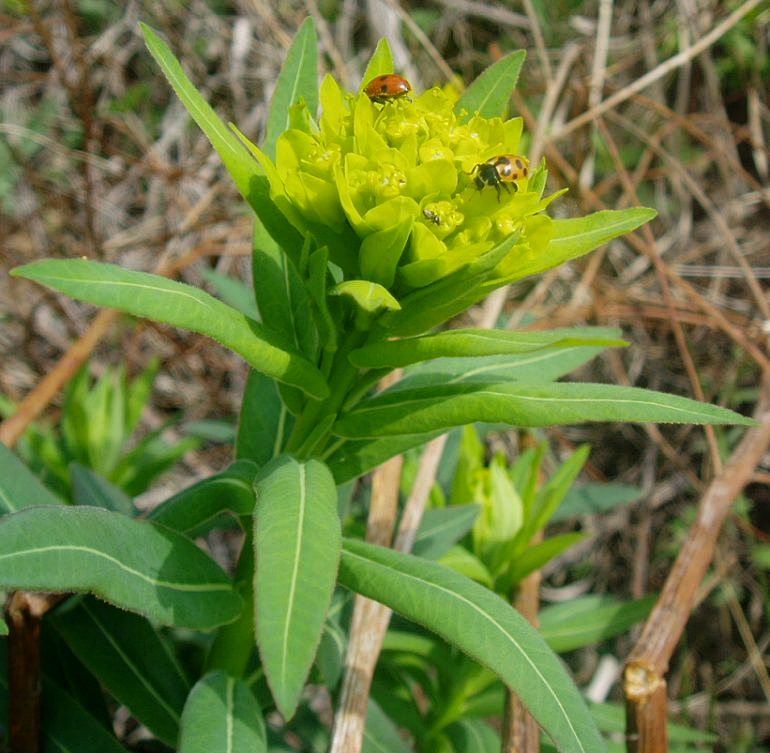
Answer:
470 154 529 201
364 73 412 104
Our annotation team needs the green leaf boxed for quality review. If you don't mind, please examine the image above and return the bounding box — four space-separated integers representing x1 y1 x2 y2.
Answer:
242 170 306 263
70 463 136 516
359 200 416 289
393 345 611 389
588 701 718 746
338 538 608 753
307 245 339 351
0 506 241 629
350 327 626 368
511 208 657 284
363 699 413 753
333 280 401 322
149 460 258 535
12 259 329 400
382 231 520 337
333 381 754 438
254 456 341 719
512 444 590 555
51 597 190 745
473 459 523 575
315 612 346 687
551 208 656 257
112 426 200 497
263 17 318 160
198 267 260 320
551 482 642 522
455 50 526 119
0 441 64 513
438 545 494 587
252 226 318 358
140 23 260 202
412 504 481 560
506 532 588 586
446 719 501 753
325 432 443 485
43 677 129 753
360 40 395 90
236 371 294 465
539 595 657 653
178 671 267 753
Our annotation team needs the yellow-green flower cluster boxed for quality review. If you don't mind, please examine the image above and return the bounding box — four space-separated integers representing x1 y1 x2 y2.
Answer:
258 74 561 305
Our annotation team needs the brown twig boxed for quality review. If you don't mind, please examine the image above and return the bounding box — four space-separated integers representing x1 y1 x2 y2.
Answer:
623 384 770 752
6 592 65 753
0 308 118 448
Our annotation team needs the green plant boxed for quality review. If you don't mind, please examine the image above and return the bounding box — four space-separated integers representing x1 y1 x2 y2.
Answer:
0 360 199 499
2 18 754 753
369 433 657 752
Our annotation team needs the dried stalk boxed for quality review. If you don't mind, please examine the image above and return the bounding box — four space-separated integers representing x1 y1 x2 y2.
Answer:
549 0 766 142
502 534 543 753
330 434 447 753
624 387 770 753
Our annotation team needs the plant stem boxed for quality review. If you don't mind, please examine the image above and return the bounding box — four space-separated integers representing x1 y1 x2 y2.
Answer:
205 530 255 677
284 330 367 457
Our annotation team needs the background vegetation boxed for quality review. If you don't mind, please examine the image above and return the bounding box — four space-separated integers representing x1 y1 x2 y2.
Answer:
1 1 769 750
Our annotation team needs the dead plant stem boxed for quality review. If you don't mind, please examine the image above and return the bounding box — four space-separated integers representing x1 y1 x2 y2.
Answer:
624 386 770 752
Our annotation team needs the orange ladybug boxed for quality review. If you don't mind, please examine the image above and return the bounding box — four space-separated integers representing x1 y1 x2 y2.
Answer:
364 73 412 104
470 154 529 201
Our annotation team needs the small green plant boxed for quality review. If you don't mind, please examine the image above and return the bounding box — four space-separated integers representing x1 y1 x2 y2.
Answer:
373 431 657 752
0 360 199 500
2 18 753 753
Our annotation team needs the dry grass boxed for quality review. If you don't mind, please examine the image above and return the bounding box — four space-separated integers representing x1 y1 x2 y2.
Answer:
2 0 769 749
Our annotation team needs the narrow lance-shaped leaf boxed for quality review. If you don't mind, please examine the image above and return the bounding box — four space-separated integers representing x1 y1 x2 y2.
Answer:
141 23 260 201
338 538 608 753
42 678 130 753
349 327 627 369
508 208 657 284
0 441 64 515
263 17 318 160
178 671 267 753
149 460 258 535
254 456 341 719
391 343 617 391
236 370 294 466
363 699 413 753
512 444 591 558
333 381 754 439
380 230 520 337
412 504 481 560
505 532 588 587
455 50 526 119
252 222 318 358
360 39 395 90
325 431 445 485
11 259 329 400
0 506 241 629
70 462 136 516
52 597 191 745
539 595 657 654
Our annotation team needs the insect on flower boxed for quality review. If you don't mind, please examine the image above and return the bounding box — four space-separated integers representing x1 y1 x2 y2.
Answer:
364 73 413 104
422 208 441 225
470 154 529 202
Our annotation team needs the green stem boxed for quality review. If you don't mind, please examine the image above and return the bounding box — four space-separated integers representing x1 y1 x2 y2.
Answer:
284 330 367 457
205 528 255 677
